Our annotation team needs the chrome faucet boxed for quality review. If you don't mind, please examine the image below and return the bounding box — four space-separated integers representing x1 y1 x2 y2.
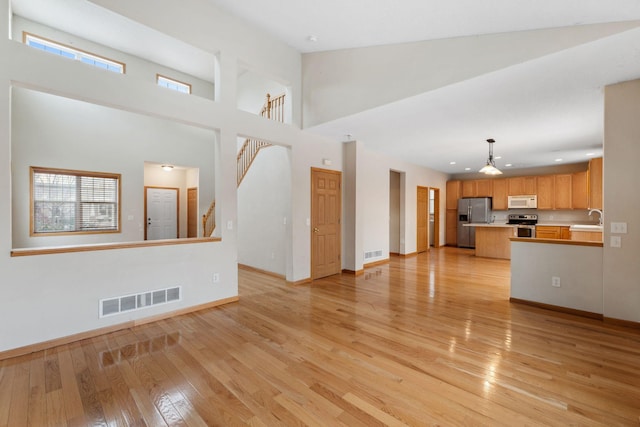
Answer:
588 209 603 226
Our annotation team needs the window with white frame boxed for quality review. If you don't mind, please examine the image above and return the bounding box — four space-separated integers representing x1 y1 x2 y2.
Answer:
23 32 125 74
157 74 191 94
31 167 121 235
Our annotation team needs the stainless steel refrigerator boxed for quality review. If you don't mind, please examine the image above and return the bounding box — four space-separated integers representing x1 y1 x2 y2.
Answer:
457 197 492 248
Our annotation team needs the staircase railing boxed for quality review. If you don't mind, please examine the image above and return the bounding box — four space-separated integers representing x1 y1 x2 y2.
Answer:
261 93 286 123
202 200 216 237
237 139 272 186
203 93 284 236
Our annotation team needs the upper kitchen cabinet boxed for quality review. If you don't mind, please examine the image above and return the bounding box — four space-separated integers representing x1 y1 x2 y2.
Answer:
507 176 536 196
475 180 492 197
589 157 603 209
491 178 508 210
461 179 492 198
461 180 476 197
536 175 555 209
571 171 589 210
446 180 461 209
554 174 572 210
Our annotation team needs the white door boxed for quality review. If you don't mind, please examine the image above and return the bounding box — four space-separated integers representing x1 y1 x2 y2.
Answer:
146 187 178 240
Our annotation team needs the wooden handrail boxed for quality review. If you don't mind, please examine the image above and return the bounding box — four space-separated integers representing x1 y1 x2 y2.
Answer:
202 199 216 237
237 138 272 186
202 93 283 234
260 93 286 123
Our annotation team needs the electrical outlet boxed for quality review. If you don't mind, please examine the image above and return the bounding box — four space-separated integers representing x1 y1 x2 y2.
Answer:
552 276 561 287
213 273 220 283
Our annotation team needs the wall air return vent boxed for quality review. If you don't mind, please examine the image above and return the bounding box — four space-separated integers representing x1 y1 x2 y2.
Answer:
364 250 384 260
100 286 181 318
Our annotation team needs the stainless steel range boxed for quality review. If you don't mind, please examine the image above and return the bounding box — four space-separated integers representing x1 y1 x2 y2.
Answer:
508 214 538 238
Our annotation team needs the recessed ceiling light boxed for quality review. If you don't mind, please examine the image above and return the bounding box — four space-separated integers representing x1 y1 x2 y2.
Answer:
449 161 456 165
586 152 595 156
555 158 563 162
495 156 502 160
464 167 471 171
308 35 318 42
505 163 512 167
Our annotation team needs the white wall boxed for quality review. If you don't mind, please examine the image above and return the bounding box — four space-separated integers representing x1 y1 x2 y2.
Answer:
511 241 603 314
237 69 288 118
12 16 216 100
603 79 640 322
237 145 291 276
342 141 449 272
91 0 303 128
11 87 216 248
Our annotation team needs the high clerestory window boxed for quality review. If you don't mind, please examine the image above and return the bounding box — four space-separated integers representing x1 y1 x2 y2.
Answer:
31 167 121 235
157 74 191 94
23 32 125 74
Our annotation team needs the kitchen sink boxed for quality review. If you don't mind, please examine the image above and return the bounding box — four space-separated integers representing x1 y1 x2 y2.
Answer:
570 224 603 232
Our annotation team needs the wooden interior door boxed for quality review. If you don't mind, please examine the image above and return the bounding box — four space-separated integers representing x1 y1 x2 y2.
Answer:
187 187 197 238
311 168 342 279
417 186 428 253
432 188 440 248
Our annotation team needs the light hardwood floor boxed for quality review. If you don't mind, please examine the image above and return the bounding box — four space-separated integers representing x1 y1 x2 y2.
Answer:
1 247 639 426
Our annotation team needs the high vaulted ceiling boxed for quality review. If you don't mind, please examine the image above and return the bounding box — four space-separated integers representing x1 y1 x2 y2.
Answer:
206 0 640 174
11 0 640 174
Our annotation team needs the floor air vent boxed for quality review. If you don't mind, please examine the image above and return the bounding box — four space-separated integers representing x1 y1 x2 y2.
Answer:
100 286 181 318
364 250 383 260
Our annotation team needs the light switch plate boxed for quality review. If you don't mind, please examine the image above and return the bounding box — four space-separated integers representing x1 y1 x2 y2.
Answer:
610 236 622 248
227 220 233 230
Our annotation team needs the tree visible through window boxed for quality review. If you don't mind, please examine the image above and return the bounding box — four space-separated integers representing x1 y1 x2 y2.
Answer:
31 167 120 235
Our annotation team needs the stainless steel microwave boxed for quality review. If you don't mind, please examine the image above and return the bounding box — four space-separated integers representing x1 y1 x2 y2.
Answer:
508 195 537 209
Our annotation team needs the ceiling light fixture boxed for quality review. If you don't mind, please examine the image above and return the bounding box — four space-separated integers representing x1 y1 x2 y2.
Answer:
479 138 502 175
161 164 174 171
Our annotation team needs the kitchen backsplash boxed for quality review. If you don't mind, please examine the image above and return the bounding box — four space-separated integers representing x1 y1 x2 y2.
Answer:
492 209 597 224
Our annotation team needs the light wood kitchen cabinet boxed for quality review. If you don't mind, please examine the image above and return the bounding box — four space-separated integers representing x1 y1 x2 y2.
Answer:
461 180 477 197
491 179 508 210
508 176 536 196
571 171 589 210
446 210 458 246
536 175 555 210
475 179 492 197
571 230 602 242
589 157 603 209
554 174 572 210
446 180 461 210
536 225 571 239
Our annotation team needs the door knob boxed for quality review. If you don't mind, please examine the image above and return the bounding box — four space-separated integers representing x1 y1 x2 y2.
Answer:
313 227 319 233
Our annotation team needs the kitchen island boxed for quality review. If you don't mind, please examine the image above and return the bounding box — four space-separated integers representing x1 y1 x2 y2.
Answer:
510 237 604 317
463 223 515 259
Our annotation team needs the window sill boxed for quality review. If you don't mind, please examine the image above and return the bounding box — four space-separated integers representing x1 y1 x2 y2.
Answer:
10 237 221 257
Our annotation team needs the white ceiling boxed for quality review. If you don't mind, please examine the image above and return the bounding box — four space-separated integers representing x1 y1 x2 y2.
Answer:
11 0 640 174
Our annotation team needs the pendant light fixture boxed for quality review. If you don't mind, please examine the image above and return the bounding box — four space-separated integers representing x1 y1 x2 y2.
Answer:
479 138 502 175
